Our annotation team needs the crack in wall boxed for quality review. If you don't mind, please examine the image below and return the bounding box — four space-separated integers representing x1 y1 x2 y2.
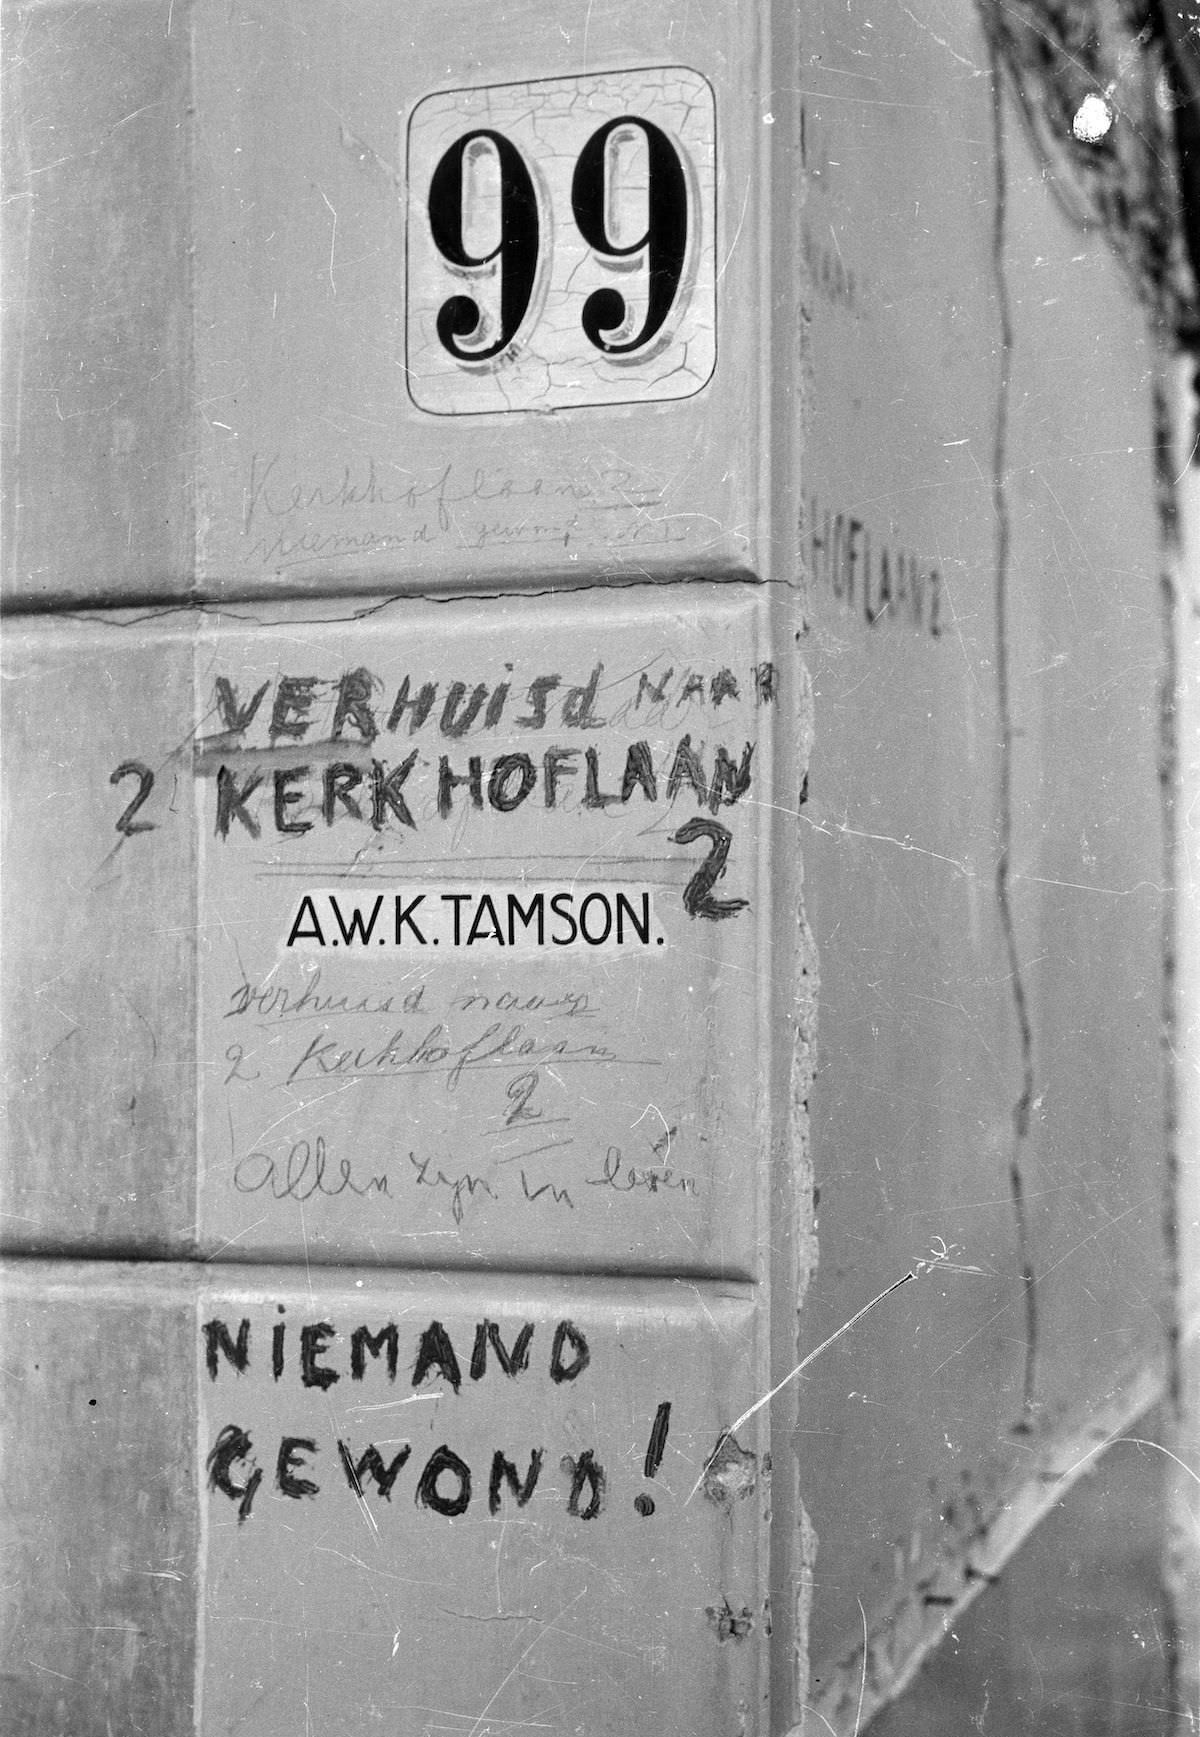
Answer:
988 55 1040 1429
2 569 801 624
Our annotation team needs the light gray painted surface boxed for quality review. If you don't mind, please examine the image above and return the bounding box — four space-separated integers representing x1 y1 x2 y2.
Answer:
795 4 1186 1727
1 0 1192 1731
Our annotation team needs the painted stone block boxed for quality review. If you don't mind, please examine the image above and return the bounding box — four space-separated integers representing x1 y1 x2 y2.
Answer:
0 1263 771 1736
2 583 801 1280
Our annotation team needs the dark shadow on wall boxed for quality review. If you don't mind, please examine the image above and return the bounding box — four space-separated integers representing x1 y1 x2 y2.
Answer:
980 0 1200 346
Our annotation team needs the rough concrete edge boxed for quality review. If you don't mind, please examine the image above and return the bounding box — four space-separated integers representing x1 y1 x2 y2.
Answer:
784 654 820 1736
1162 348 1200 1723
766 0 819 1722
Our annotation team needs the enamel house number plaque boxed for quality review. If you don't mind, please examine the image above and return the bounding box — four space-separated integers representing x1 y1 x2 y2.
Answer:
405 67 717 414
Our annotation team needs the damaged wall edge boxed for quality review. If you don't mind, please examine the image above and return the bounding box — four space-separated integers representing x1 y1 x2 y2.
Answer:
1163 351 1200 1717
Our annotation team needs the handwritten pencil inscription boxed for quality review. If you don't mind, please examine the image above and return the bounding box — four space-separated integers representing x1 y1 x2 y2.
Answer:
132 597 783 1265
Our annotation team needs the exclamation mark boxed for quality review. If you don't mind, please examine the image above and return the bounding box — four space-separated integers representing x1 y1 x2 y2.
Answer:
634 1401 671 1517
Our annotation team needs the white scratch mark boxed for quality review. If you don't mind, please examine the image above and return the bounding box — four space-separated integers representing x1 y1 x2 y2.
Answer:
1054 1435 1200 1505
912 1235 985 1277
342 1393 444 1413
853 1597 869 1736
630 1102 671 1158
798 1707 839 1737
686 1273 915 1501
715 175 752 286
24 1659 80 1683
204 1218 267 1261
318 186 338 296
899 5 979 70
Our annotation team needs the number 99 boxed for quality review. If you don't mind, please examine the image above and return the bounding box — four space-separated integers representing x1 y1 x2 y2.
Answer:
425 115 693 367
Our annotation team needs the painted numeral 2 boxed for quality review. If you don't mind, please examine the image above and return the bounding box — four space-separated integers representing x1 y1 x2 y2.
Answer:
110 761 156 834
671 818 748 921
